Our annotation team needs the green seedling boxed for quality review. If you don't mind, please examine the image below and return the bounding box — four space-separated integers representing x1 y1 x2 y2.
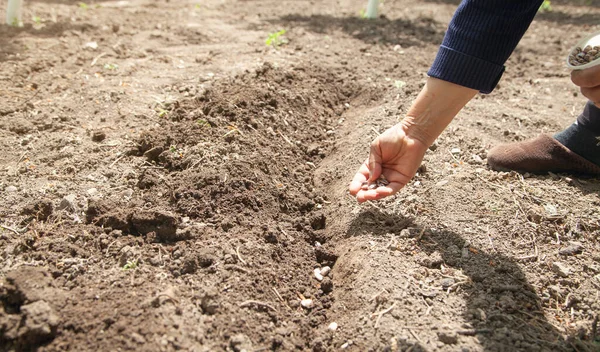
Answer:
103 63 119 70
265 29 288 47
197 119 210 128
359 9 368 19
157 108 168 118
32 16 42 24
78 2 89 9
122 259 138 270
539 0 552 12
169 145 178 153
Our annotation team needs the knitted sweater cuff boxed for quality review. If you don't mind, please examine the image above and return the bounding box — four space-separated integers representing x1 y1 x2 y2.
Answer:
427 45 505 94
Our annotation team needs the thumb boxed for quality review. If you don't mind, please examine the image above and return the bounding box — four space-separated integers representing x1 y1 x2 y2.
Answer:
368 139 383 182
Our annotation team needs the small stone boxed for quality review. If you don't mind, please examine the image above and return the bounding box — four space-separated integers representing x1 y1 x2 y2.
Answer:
87 188 98 197
440 278 455 290
58 194 77 212
341 340 353 349
91 131 106 142
559 241 584 256
438 331 458 344
451 148 461 154
320 266 331 277
471 154 483 164
5 185 17 193
552 262 571 277
131 332 146 344
314 268 324 281
328 322 338 331
301 299 314 309
321 278 333 294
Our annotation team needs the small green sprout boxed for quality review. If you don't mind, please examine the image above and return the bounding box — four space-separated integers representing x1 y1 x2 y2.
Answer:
122 259 138 270
103 63 119 70
539 0 552 12
195 3 201 9
359 9 368 18
157 108 168 118
169 145 178 153
265 30 288 47
197 119 210 128
78 2 89 9
32 16 42 24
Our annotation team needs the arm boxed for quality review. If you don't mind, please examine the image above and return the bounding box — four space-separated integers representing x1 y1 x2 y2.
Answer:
350 0 544 202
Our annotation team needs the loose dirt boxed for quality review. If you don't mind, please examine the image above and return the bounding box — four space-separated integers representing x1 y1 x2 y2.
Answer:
1 0 599 351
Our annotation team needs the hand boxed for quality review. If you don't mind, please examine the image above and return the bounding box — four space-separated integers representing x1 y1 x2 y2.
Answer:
348 123 428 203
571 64 600 108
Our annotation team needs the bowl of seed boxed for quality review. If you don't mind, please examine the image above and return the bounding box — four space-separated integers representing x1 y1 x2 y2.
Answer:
567 30 600 70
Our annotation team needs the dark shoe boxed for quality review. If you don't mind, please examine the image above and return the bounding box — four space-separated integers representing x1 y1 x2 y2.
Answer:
487 134 600 175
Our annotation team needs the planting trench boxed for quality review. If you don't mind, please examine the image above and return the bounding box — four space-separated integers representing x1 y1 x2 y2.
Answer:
0 61 384 351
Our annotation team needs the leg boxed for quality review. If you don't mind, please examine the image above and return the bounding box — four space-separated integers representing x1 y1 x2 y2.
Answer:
487 100 600 175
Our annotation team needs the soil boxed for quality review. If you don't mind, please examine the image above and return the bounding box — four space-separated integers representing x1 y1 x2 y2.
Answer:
1 0 600 351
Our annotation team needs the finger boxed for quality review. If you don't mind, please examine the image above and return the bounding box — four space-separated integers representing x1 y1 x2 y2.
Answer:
368 140 383 182
580 86 600 106
571 65 600 88
355 181 406 203
348 160 370 195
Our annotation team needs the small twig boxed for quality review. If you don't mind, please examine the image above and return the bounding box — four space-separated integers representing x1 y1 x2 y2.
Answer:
109 154 125 168
278 131 293 146
105 240 118 256
369 289 388 302
371 127 381 136
0 224 26 235
408 328 421 342
236 246 247 266
239 300 278 312
272 288 284 302
91 52 107 66
371 302 396 329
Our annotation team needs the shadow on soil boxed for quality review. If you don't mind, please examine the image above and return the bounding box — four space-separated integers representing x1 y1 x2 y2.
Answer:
347 209 598 351
0 23 95 62
270 14 444 47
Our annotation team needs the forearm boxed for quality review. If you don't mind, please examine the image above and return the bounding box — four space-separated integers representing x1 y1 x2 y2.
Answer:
400 77 477 146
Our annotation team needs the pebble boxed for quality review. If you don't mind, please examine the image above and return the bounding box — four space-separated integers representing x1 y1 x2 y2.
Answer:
559 241 584 256
328 322 338 331
87 188 98 197
552 262 571 277
320 266 331 277
471 154 483 164
438 331 458 344
5 185 17 193
58 194 77 212
301 299 314 309
451 148 461 154
314 268 324 281
341 340 353 349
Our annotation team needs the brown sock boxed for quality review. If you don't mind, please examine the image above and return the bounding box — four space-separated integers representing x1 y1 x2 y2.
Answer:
487 134 600 175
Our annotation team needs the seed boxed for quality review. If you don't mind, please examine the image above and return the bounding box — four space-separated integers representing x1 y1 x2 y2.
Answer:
320 266 331 276
569 45 600 66
368 183 377 190
314 268 324 281
301 299 314 309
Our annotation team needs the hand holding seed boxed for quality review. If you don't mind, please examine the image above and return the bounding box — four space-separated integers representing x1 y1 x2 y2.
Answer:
349 123 428 203
571 64 600 108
